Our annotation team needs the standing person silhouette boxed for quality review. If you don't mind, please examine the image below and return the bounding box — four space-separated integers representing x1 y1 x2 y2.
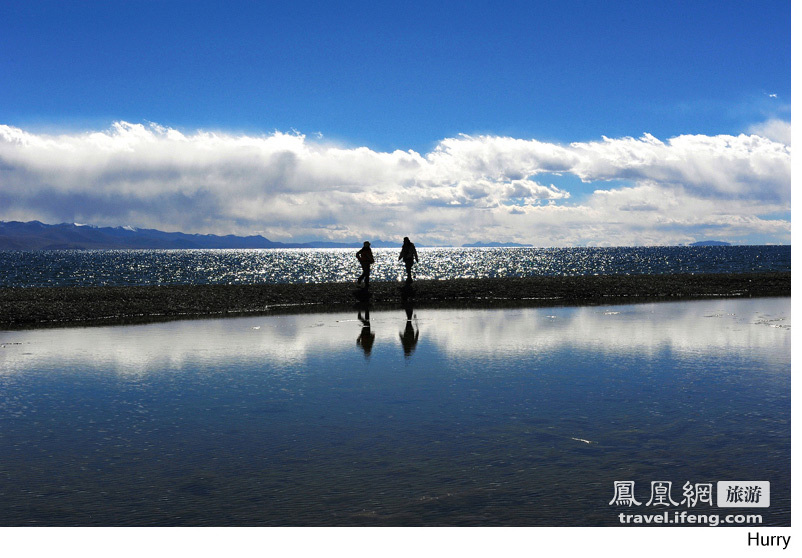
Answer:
356 241 374 288
398 237 418 284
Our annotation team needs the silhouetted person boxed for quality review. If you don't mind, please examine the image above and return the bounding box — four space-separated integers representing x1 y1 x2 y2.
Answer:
400 304 419 358
356 241 374 288
398 237 418 284
356 308 375 358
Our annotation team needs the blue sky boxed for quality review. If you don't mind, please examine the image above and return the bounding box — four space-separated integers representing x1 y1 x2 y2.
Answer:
0 0 792 246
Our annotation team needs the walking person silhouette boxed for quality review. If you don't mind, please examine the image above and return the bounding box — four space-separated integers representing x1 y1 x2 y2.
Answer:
356 241 374 288
399 302 419 358
356 308 375 358
398 237 418 284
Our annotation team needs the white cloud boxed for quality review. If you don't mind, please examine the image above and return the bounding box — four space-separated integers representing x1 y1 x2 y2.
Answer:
748 118 791 145
0 120 791 246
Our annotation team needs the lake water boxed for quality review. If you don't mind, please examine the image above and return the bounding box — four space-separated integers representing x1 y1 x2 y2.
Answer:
0 245 791 287
0 297 790 526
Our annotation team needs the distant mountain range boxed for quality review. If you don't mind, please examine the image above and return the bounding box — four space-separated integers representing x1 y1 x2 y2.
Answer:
0 221 737 250
0 221 399 250
462 241 533 248
688 240 732 246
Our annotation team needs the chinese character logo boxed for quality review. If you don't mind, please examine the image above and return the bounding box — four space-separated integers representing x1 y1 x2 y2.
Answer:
681 481 713 507
716 481 770 508
727 485 762 504
609 481 642 506
646 481 679 507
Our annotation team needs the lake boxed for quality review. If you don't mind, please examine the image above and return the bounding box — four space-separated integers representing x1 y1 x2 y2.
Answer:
0 245 791 287
0 297 790 526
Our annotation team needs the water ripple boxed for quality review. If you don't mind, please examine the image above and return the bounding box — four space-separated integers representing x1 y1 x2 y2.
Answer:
0 245 790 288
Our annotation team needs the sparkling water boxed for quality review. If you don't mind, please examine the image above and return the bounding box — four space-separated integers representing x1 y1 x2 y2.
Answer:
0 245 791 288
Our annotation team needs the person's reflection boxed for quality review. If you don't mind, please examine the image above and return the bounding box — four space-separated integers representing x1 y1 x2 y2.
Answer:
400 303 419 358
356 307 375 358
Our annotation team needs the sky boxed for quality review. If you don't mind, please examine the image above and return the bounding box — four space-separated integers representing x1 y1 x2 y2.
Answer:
0 0 792 246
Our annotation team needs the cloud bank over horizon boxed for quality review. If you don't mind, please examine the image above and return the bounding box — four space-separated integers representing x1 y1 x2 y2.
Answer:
0 120 790 246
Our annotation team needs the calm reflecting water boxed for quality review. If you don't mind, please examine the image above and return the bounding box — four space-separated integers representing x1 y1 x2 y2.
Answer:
0 298 790 526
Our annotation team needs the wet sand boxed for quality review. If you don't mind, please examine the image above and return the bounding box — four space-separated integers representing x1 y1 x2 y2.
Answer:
0 271 790 329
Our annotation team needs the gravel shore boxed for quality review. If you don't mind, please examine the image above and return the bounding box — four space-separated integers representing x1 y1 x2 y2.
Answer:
0 271 790 329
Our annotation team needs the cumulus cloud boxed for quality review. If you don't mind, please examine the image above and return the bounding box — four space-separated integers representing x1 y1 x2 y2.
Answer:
748 119 791 145
0 120 791 246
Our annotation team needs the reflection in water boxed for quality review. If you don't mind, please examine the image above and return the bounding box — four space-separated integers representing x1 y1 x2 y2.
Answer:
0 298 790 526
0 298 791 375
400 303 420 358
0 298 790 376
356 307 375 358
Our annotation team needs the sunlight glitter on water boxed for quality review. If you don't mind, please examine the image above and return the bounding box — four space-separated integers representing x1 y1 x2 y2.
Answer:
0 245 790 287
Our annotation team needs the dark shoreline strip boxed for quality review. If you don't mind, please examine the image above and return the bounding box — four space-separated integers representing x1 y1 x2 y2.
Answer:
0 272 790 330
